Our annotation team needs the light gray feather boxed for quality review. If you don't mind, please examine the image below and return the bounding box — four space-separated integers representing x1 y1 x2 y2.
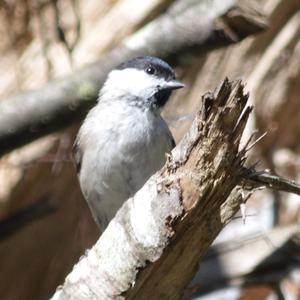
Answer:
74 65 180 230
76 99 174 229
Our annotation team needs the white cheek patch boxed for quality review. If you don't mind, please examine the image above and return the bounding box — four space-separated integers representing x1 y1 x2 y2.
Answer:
102 69 165 99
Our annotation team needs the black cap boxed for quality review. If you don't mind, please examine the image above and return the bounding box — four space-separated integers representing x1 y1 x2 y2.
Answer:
116 56 176 81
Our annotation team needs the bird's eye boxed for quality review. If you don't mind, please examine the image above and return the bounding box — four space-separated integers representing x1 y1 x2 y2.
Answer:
146 66 155 75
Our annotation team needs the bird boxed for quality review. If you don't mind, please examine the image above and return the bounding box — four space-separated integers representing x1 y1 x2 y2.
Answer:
73 56 184 230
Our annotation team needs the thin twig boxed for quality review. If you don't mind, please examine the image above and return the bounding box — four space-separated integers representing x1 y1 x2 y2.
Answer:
245 131 267 152
242 168 300 196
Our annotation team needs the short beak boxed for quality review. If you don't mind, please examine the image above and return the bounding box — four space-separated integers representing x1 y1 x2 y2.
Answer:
160 79 185 91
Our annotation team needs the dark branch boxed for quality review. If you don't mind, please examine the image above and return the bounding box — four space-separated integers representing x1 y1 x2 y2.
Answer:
242 168 300 196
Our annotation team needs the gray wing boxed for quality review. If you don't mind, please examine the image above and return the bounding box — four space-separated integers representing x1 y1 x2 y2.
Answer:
72 140 82 174
170 136 176 149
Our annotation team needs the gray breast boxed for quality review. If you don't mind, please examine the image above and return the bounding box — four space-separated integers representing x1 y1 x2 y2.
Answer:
76 103 174 229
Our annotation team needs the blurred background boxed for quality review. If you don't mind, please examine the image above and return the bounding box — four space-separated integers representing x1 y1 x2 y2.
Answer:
0 0 299 299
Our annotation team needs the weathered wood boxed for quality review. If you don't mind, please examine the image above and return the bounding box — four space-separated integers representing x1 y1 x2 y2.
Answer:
51 79 251 300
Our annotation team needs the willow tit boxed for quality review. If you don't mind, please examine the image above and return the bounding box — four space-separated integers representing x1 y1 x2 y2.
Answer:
73 56 184 229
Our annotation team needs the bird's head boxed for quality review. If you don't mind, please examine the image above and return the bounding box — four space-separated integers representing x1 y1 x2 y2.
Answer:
100 56 184 110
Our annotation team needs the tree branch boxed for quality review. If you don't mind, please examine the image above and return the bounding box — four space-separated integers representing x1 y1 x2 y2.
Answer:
242 168 300 196
0 0 266 157
50 78 252 300
50 78 300 300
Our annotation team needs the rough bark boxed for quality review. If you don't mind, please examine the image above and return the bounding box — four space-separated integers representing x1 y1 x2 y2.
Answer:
50 78 252 300
0 0 266 157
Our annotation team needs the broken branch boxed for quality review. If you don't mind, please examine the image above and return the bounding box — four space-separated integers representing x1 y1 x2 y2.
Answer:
50 78 300 300
51 78 251 300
